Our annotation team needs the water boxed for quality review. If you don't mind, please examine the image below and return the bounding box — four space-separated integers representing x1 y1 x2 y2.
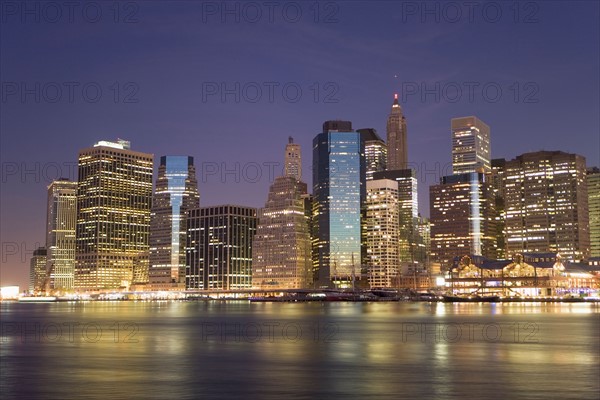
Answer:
1 301 599 399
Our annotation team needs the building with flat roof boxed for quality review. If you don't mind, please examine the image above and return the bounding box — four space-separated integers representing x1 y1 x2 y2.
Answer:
148 156 200 290
430 173 497 268
312 121 366 287
46 179 77 291
75 139 153 291
186 205 257 290
366 179 400 288
504 151 589 261
451 116 491 174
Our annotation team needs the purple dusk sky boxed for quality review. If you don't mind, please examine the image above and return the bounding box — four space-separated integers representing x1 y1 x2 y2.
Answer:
1 1 598 289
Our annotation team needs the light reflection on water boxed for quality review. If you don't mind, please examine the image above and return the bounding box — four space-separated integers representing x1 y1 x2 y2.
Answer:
1 301 598 399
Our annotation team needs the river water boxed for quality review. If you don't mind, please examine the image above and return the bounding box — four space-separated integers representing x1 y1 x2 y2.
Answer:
1 301 598 399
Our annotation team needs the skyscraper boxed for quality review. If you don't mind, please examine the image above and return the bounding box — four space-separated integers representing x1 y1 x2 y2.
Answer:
415 215 431 267
430 173 497 267
313 120 366 287
75 139 153 290
366 179 400 288
46 179 77 291
29 247 47 294
588 167 600 258
252 139 312 290
373 169 419 264
504 151 589 260
451 116 491 174
357 128 387 180
186 205 257 290
149 156 200 290
284 136 302 180
252 176 312 289
491 158 507 259
386 94 408 170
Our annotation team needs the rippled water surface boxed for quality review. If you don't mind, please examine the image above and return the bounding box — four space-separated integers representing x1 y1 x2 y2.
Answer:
1 301 598 399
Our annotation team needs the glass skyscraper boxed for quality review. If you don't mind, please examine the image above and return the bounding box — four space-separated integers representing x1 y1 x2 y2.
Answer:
149 156 200 290
313 120 366 287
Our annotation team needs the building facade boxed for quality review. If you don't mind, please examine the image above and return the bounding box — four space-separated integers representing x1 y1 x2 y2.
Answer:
366 179 400 288
186 205 257 290
312 121 366 287
252 177 312 289
386 94 408 170
148 156 200 290
75 139 153 290
46 179 77 291
451 116 491 174
284 136 302 181
504 151 589 261
373 169 419 264
357 128 387 180
430 173 497 268
415 215 431 268
29 247 47 293
588 167 600 258
490 158 507 259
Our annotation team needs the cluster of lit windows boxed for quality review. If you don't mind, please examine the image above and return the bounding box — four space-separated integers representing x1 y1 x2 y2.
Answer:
430 173 496 266
252 177 311 289
75 144 153 289
186 206 257 290
503 152 589 260
366 179 400 288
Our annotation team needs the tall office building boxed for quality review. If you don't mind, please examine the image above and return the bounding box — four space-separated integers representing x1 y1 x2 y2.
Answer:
186 205 257 290
386 94 408 170
451 116 491 174
415 216 431 266
373 169 418 263
504 151 589 260
75 139 153 290
149 156 200 290
29 247 47 293
491 158 507 259
313 120 366 287
430 173 497 267
284 136 302 180
252 176 312 289
366 179 400 288
45 179 77 291
588 167 600 258
357 128 387 180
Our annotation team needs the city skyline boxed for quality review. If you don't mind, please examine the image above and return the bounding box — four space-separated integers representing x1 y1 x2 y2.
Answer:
2 108 597 290
2 3 599 400
2 2 599 291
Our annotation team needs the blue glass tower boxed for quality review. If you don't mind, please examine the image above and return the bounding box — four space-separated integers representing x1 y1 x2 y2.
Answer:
149 156 200 290
313 121 366 287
